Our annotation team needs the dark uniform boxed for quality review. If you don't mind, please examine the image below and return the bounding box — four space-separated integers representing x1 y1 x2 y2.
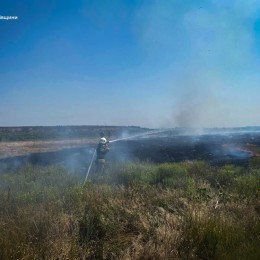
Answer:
95 140 109 174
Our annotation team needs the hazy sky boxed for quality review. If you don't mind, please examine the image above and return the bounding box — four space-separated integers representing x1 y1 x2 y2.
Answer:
1 0 260 128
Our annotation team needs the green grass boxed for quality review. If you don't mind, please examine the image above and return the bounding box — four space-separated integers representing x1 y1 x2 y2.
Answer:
0 162 259 259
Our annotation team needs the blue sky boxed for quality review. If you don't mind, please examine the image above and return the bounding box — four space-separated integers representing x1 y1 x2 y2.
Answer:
1 0 260 128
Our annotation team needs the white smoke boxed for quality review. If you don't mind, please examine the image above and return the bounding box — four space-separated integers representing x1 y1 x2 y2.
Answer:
134 0 260 128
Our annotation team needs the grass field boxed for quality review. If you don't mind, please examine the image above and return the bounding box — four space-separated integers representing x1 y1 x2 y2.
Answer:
0 161 259 259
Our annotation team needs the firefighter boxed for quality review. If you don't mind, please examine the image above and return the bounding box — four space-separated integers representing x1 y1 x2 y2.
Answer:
95 133 109 175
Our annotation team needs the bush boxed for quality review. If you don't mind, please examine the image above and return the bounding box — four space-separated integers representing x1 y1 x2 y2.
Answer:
216 165 243 187
153 163 187 187
232 171 260 199
179 213 260 259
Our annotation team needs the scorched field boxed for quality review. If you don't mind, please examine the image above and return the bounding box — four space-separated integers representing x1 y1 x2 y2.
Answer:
0 127 259 259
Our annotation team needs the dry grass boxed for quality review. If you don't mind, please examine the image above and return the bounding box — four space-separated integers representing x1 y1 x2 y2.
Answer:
0 162 259 259
0 138 98 158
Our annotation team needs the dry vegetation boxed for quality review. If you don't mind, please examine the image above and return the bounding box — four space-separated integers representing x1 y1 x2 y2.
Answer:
0 126 148 158
0 161 259 259
0 138 97 159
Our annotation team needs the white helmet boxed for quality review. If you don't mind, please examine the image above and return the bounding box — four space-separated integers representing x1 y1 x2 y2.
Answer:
99 137 107 144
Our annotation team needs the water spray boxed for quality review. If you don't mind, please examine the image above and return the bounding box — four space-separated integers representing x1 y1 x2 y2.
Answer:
83 129 164 185
109 130 161 143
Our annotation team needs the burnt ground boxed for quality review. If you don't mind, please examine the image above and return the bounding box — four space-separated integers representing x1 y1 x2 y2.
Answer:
0 131 260 173
108 132 260 167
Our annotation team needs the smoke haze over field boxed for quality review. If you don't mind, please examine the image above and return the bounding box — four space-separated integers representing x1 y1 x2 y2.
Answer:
0 0 260 127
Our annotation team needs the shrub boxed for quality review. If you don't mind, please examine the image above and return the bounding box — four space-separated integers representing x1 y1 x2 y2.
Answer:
151 163 188 188
179 212 260 259
97 163 155 187
232 171 260 199
216 165 243 187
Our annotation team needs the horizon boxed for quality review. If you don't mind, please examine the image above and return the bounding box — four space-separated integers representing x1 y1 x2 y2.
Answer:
1 0 260 128
1 124 260 130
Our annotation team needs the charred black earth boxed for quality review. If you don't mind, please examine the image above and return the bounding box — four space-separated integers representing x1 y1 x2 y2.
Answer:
1 131 260 173
108 132 259 167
